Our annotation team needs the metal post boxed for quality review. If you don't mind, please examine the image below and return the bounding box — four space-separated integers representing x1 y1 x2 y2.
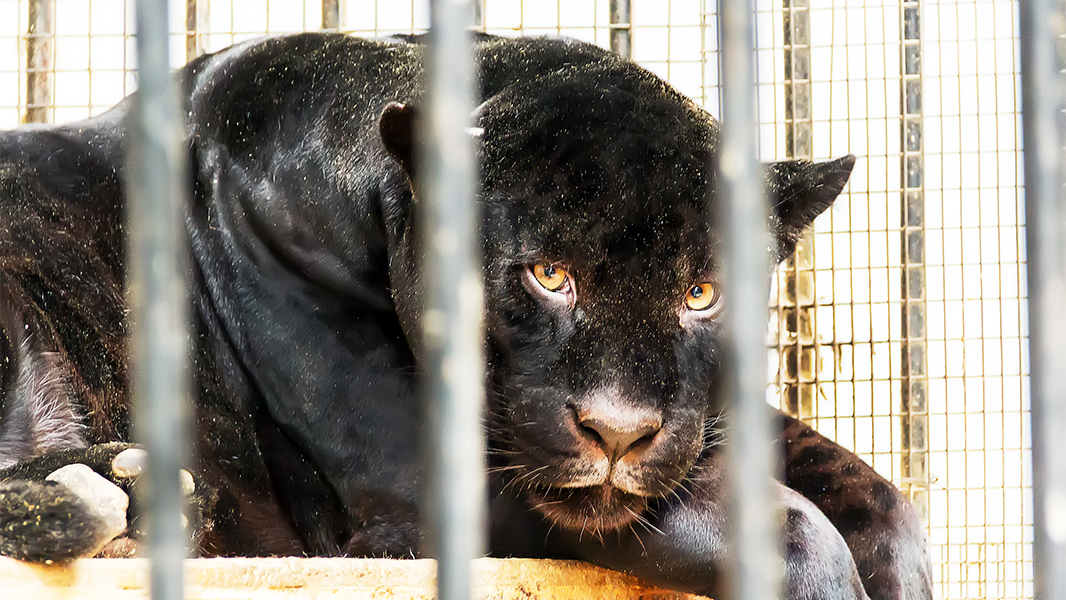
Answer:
609 0 631 60
718 0 783 599
782 0 812 162
1020 0 1066 597
424 1 485 600
128 1 191 599
898 0 929 522
185 0 207 62
473 0 485 32
24 0 53 124
778 0 816 420
322 0 344 31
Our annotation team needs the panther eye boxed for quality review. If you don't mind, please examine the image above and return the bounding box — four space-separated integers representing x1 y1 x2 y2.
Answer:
533 263 569 292
522 262 576 308
684 283 718 311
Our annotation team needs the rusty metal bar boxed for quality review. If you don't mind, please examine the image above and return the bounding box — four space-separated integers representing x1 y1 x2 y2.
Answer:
898 0 929 522
609 0 631 60
778 0 815 421
185 0 208 62
24 0 53 124
322 0 343 31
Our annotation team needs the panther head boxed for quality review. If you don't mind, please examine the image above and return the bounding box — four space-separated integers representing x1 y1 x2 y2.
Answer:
379 56 854 536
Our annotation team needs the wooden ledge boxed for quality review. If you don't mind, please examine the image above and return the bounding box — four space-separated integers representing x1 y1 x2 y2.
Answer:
0 556 709 599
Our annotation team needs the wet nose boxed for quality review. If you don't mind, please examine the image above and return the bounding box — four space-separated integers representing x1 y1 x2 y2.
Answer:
577 403 663 460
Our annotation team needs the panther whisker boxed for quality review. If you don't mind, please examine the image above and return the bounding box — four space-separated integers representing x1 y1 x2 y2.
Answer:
501 464 551 495
665 484 684 503
625 506 664 537
486 464 525 474
626 521 650 555
485 447 522 456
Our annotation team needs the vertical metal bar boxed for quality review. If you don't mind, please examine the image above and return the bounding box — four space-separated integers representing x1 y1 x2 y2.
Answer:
1020 0 1066 597
699 1 717 112
128 1 190 599
185 0 207 62
23 0 53 124
609 0 631 60
322 0 343 31
424 1 485 600
779 0 815 422
898 0 929 522
782 0 812 161
473 0 485 31
718 0 783 599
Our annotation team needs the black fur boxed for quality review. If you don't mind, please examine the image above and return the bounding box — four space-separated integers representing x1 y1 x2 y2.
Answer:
0 32 931 600
0 479 104 562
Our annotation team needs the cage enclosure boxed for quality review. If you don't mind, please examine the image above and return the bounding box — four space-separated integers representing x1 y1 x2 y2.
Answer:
0 0 1035 598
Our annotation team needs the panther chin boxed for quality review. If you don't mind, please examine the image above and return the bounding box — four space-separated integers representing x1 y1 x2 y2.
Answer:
526 483 652 535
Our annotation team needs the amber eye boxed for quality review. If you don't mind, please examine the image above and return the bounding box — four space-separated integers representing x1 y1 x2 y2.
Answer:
533 264 569 291
685 283 718 311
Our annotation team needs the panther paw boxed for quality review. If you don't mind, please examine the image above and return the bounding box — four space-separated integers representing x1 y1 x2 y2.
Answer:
0 444 200 563
0 478 110 563
45 463 129 554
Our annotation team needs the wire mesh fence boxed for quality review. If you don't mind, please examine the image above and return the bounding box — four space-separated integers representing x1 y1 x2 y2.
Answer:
0 0 1033 598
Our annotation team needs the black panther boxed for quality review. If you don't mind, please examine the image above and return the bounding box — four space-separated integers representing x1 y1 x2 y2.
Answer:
0 32 931 600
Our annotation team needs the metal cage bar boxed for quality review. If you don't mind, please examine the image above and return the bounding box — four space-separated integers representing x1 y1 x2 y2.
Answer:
718 0 783 598
0 1 1046 597
609 0 631 60
186 0 208 62
23 0 53 124
423 1 486 600
322 0 343 31
779 0 816 421
128 0 192 599
899 0 930 522
1019 0 1066 597
473 0 485 31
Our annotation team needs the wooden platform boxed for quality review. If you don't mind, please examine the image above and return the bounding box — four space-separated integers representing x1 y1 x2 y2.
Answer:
0 556 709 599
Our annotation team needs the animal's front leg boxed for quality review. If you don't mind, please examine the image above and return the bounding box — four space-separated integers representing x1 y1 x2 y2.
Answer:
560 447 870 600
782 415 932 600
0 443 215 562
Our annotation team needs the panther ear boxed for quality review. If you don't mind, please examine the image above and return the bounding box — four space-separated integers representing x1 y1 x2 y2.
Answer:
768 154 856 262
379 102 420 176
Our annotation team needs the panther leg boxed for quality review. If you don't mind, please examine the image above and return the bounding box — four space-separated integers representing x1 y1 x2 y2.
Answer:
782 415 932 600
553 447 870 600
0 478 108 562
0 442 216 562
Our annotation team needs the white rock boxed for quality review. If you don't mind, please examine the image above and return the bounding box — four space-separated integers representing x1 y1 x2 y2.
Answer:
111 448 195 497
111 448 147 478
180 469 195 496
47 463 129 553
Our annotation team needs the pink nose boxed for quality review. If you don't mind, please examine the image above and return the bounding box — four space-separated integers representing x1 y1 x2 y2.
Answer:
576 398 663 460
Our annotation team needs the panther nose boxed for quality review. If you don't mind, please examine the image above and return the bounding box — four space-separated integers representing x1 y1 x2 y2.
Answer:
577 404 663 460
